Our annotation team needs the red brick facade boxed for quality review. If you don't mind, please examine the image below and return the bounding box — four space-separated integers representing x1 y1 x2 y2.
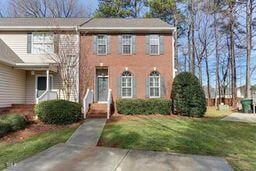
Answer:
79 33 174 102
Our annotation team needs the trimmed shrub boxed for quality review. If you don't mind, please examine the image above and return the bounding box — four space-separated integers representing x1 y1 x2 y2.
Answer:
35 99 82 125
171 72 206 117
116 98 172 115
0 114 27 131
0 121 11 138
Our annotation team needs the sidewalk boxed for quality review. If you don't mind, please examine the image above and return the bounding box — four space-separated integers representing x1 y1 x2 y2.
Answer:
8 118 233 171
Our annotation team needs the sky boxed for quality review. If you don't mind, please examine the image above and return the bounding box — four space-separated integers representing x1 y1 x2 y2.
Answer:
0 0 99 16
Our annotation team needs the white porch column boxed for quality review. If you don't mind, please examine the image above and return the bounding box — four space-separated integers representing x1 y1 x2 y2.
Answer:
46 69 49 91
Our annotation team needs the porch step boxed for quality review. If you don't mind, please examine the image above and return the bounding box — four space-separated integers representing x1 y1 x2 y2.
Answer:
87 103 107 118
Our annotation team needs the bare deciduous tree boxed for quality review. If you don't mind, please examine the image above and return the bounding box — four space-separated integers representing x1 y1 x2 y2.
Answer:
48 32 80 101
8 0 88 17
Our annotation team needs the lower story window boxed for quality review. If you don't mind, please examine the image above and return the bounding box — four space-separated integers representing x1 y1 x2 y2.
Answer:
121 71 132 98
149 71 160 98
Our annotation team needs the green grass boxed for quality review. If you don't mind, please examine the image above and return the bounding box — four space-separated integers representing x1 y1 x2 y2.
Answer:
100 113 256 170
0 127 77 170
205 106 233 118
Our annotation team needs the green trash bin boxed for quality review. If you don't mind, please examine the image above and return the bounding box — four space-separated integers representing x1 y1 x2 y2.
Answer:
241 99 253 113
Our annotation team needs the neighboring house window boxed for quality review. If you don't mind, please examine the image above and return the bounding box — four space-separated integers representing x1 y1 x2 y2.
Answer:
32 33 54 54
121 71 133 98
122 35 132 54
97 35 107 55
149 35 160 55
149 71 160 98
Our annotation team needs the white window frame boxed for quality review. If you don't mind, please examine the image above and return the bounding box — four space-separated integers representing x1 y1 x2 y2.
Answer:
122 35 132 55
97 35 108 55
149 35 160 55
149 71 161 98
32 32 54 54
121 71 133 98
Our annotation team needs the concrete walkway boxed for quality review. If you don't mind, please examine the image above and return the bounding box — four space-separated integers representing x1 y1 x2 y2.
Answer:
8 145 233 171
66 118 106 147
8 118 233 171
222 113 256 123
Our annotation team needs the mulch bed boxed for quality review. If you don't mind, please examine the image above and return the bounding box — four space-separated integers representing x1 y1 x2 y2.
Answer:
0 112 82 145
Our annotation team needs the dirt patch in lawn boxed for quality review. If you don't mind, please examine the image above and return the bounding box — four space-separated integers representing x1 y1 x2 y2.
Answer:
108 113 179 123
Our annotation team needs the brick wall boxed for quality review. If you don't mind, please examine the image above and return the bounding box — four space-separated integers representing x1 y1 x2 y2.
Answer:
79 33 174 102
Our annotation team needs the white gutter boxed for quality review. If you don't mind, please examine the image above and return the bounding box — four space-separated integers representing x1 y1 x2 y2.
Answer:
0 26 176 33
15 63 50 67
78 26 176 33
0 26 78 31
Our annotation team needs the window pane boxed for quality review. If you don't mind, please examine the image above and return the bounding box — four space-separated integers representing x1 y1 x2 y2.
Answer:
33 33 44 43
150 35 159 45
154 78 159 86
122 35 132 54
155 88 160 96
122 88 132 97
44 44 54 53
32 33 53 54
97 35 107 54
123 45 131 54
122 78 126 86
44 34 53 43
33 44 41 53
98 45 106 54
150 78 153 86
150 45 159 54
97 36 107 45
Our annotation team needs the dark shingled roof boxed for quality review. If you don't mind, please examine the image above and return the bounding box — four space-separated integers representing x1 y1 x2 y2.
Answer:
81 18 171 28
0 39 23 65
0 18 90 27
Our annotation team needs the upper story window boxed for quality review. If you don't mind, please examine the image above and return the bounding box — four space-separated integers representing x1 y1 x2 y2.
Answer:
122 35 132 55
149 71 160 98
121 71 133 98
97 35 107 55
32 33 54 54
149 35 160 55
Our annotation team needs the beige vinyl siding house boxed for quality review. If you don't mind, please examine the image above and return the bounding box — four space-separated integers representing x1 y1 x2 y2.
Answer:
0 18 84 108
0 63 26 107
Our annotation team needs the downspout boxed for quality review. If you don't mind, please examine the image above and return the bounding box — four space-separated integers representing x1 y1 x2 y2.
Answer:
76 25 80 103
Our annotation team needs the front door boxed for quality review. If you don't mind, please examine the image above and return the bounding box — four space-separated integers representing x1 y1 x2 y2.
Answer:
37 76 47 98
96 69 108 102
36 76 53 98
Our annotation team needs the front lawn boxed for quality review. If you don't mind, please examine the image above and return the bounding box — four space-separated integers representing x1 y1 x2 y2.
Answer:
99 114 256 170
0 127 77 170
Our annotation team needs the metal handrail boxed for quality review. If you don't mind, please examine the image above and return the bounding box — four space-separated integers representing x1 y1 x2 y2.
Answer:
107 89 112 119
83 89 94 118
37 90 58 104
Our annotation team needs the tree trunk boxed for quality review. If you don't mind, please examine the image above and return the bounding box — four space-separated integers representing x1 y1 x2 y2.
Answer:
205 48 211 105
229 2 237 106
188 0 195 75
245 0 252 98
173 1 179 73
213 12 221 107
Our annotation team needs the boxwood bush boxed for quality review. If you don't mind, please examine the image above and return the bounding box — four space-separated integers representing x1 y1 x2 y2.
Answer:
35 100 82 125
0 114 27 131
0 114 27 138
171 72 206 117
116 99 172 115
0 121 11 138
